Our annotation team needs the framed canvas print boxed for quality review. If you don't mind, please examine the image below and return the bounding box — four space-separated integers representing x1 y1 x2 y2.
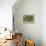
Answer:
23 15 35 24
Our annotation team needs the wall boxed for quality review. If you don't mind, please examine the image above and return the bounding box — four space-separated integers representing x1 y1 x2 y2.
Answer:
13 0 41 46
41 0 46 46
0 0 16 30
0 0 46 46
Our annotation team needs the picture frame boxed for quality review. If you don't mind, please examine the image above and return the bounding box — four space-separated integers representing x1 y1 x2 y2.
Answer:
23 15 35 24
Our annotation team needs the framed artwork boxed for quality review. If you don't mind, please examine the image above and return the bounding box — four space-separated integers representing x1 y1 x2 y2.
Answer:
23 15 35 24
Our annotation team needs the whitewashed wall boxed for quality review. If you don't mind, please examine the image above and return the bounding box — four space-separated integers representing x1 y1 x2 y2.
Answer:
0 0 46 46
0 0 16 39
13 0 41 46
41 0 46 46
0 0 16 29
